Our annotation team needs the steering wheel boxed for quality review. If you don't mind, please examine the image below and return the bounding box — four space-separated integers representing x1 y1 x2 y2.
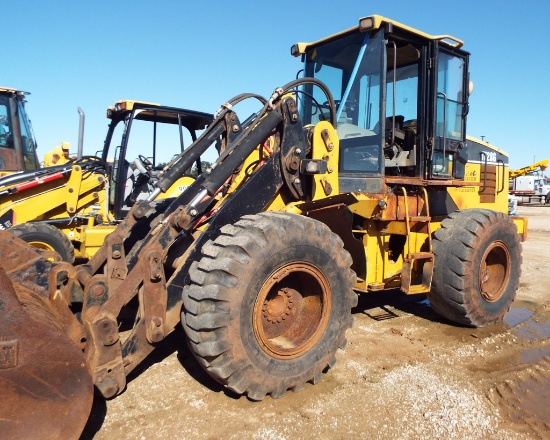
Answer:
321 100 337 109
134 155 152 174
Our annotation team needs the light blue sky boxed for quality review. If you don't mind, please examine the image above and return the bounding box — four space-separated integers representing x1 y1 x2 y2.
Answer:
4 0 549 169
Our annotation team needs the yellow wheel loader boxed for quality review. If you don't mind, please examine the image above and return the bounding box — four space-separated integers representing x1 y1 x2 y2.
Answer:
0 101 213 262
0 15 526 439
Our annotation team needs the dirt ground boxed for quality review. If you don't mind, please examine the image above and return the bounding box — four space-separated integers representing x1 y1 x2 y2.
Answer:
82 205 550 440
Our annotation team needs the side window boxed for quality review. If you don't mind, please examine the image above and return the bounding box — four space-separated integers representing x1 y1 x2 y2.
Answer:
384 43 421 173
436 53 464 141
108 119 127 206
433 52 466 177
386 64 419 123
17 101 39 170
0 98 12 149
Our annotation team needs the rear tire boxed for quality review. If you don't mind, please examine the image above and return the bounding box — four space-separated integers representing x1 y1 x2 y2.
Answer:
428 209 521 327
182 212 357 400
9 223 75 263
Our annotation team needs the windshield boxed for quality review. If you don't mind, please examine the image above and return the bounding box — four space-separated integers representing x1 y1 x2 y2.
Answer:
303 30 385 177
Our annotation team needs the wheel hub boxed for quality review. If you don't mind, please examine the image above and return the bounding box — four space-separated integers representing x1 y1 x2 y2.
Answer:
262 287 297 323
254 262 331 359
480 241 511 302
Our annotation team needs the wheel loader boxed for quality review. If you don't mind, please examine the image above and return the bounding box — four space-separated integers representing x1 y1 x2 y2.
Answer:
0 15 527 439
0 100 213 262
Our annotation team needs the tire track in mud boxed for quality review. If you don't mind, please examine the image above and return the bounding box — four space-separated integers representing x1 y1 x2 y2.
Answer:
486 356 550 438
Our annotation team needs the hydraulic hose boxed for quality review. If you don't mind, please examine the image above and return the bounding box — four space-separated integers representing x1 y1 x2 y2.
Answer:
273 77 337 127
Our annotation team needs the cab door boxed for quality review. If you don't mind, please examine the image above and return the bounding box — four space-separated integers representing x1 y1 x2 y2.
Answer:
427 43 469 180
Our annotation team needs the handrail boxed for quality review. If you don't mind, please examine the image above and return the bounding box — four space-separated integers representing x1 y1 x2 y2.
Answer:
389 41 397 148
436 92 448 173
401 186 411 258
432 35 464 49
497 159 505 194
420 187 432 252
479 151 488 193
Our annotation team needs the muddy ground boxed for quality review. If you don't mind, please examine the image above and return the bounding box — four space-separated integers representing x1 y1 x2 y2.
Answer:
82 205 550 440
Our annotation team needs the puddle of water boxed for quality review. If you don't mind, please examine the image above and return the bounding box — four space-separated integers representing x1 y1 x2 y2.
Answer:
520 347 550 364
503 307 534 328
514 319 550 342
504 307 550 342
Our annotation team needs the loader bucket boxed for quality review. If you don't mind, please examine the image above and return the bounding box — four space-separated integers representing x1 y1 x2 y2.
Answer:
0 266 93 439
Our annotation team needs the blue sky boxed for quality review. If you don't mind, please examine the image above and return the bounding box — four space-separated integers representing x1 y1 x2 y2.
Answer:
4 0 549 169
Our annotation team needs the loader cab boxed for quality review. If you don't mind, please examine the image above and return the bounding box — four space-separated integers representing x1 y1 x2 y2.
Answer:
295 15 470 192
0 88 40 174
102 101 213 220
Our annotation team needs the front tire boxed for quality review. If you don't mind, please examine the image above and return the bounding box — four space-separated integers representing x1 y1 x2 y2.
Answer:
182 212 357 400
428 209 522 327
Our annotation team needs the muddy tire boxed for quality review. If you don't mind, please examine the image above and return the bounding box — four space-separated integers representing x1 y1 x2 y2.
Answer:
9 223 75 263
428 209 522 327
182 212 357 400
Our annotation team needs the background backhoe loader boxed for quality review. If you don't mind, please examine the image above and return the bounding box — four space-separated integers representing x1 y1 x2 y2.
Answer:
0 100 213 262
0 15 526 439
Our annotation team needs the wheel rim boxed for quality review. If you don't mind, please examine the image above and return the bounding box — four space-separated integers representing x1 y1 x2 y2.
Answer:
27 240 60 262
479 241 511 302
253 262 331 359
27 240 55 252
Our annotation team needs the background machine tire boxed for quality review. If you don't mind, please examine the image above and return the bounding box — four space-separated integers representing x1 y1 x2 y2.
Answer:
182 212 357 400
428 209 522 327
9 223 75 263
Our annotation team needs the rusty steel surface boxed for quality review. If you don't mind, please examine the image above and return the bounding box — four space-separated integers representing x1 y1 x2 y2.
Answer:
480 241 511 302
141 250 167 344
80 203 183 398
0 266 93 440
378 191 425 221
253 262 332 360
0 232 85 346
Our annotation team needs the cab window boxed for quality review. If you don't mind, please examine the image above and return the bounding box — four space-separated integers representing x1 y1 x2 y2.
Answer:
432 52 466 177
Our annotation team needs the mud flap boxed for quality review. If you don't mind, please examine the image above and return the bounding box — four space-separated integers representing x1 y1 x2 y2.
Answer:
0 267 93 440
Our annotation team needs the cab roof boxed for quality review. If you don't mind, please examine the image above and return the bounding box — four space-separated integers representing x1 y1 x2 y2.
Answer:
107 99 213 130
291 15 464 57
0 87 29 95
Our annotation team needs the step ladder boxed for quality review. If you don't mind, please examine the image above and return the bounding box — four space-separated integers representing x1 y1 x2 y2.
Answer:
400 186 434 294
